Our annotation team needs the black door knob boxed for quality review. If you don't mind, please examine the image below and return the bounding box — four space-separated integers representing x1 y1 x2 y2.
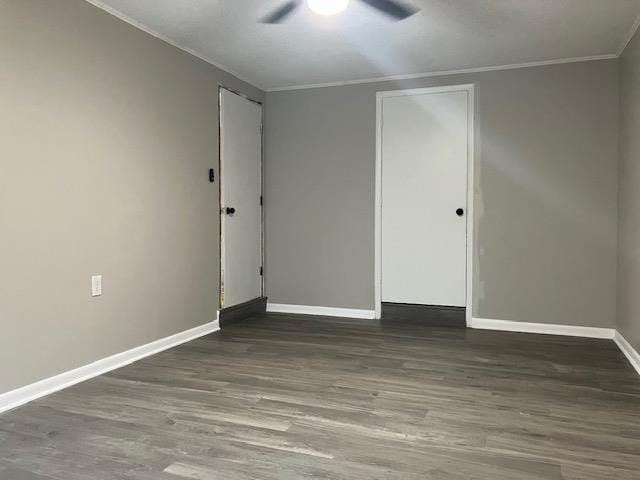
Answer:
456 208 464 217
226 207 236 215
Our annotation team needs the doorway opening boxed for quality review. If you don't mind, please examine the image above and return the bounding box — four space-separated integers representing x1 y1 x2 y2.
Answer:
374 84 475 326
219 86 265 320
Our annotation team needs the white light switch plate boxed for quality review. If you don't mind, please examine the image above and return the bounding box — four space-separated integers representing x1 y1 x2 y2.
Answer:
91 275 102 297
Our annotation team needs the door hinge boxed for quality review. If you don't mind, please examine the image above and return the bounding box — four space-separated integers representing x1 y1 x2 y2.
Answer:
260 195 263 206
209 168 215 183
259 266 263 276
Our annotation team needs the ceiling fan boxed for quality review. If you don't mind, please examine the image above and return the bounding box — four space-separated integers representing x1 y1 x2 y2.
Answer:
261 0 419 24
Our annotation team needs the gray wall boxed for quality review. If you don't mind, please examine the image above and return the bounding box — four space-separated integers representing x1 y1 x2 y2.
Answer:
0 0 262 393
618 28 640 351
265 60 619 328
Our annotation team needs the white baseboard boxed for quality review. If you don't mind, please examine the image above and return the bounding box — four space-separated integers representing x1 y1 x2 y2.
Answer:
267 303 376 319
0 315 220 414
3 312 634 415
470 317 615 339
614 331 640 376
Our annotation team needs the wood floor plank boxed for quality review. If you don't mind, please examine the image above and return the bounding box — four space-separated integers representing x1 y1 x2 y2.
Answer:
1 312 638 479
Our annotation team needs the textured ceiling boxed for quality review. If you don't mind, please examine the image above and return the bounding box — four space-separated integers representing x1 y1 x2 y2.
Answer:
90 0 640 90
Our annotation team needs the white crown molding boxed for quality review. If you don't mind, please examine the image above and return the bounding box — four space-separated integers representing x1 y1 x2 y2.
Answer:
267 303 376 319
470 317 615 339
618 11 640 57
0 316 220 414
84 0 264 91
614 331 640 376
84 1 627 94
266 54 618 92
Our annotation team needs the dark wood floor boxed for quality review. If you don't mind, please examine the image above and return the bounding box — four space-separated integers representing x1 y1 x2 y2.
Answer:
1 313 639 479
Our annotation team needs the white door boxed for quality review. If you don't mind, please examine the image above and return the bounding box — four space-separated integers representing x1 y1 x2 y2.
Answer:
220 88 263 308
381 89 469 307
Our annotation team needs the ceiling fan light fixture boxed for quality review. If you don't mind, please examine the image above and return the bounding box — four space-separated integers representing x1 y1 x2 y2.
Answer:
307 0 350 16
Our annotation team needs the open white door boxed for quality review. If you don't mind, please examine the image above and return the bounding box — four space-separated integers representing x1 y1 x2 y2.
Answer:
220 88 263 308
379 87 471 308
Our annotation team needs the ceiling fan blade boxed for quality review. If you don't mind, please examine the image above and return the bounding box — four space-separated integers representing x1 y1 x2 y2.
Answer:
360 0 418 20
261 0 301 23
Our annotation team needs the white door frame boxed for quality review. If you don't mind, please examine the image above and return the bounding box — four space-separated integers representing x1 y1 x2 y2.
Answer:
374 84 475 326
218 85 264 308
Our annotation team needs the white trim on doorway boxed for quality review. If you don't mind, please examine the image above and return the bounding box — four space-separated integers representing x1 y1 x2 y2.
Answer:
374 84 475 326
